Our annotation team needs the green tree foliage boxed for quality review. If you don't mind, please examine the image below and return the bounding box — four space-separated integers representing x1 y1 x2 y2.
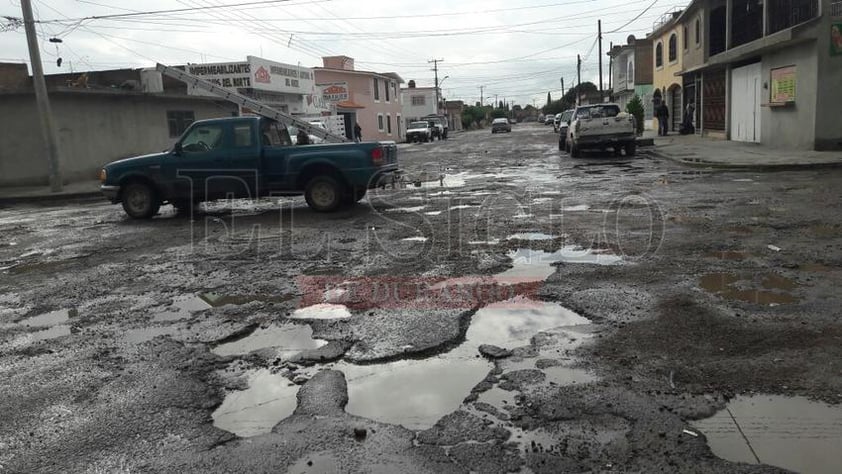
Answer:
626 95 645 136
491 108 507 119
546 92 552 108
543 82 598 115
461 105 487 129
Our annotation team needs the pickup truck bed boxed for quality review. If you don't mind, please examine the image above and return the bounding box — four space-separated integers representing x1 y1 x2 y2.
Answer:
100 116 399 218
567 104 636 158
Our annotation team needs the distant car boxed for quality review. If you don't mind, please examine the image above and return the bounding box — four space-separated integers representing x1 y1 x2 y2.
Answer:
406 121 433 143
552 113 563 132
491 117 512 133
544 114 555 125
557 109 574 150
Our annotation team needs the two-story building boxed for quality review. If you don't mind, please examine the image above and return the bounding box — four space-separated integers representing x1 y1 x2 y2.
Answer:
651 9 687 133
400 80 438 129
667 0 842 150
608 35 655 127
314 56 404 142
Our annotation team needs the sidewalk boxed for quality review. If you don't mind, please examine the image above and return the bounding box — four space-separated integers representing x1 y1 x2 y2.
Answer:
650 134 842 170
0 180 102 205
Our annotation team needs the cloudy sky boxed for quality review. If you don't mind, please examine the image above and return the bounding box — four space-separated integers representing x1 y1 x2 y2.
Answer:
1 0 684 107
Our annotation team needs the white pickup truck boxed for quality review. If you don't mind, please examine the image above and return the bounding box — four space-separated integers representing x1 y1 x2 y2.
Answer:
564 103 637 158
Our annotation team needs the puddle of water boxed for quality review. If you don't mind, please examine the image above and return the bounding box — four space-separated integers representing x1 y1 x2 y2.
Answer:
513 214 534 219
152 295 211 322
32 325 71 341
699 273 800 305
449 205 478 211
289 303 352 320
286 453 342 474
20 309 76 327
466 296 590 348
401 236 429 242
495 248 622 284
212 368 298 437
425 211 443 216
385 206 426 213
692 395 842 474
212 324 327 357
478 386 516 408
468 239 501 245
531 198 554 204
799 263 833 272
542 366 598 386
506 233 556 241
409 173 468 188
338 343 491 430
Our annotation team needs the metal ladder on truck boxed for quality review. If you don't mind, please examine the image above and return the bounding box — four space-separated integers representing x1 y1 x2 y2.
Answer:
156 63 349 143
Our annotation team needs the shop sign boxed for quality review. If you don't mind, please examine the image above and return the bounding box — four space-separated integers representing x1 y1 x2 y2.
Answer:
770 66 796 104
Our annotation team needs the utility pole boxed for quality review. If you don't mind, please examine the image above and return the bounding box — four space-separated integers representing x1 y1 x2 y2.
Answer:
608 41 613 94
21 0 62 192
598 20 604 101
429 58 444 114
478 85 484 106
494 94 498 108
560 77 565 97
576 54 582 106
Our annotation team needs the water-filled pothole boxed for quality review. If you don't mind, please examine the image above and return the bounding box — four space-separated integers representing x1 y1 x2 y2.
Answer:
152 295 211 322
692 395 842 474
20 308 76 327
699 273 800 305
212 368 299 437
467 297 590 348
289 303 352 320
212 324 327 357
494 248 623 284
506 233 556 241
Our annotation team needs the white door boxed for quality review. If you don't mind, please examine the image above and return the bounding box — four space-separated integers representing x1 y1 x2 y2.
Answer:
730 63 762 143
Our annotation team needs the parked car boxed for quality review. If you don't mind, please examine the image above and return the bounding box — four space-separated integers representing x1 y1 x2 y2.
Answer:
406 121 434 143
422 115 449 140
556 109 574 150
99 116 399 217
553 113 563 132
565 103 636 158
544 114 556 125
491 117 512 133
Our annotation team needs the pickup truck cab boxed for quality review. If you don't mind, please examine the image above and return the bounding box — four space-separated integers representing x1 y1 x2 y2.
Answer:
421 115 448 140
99 116 398 218
566 104 636 158
406 121 433 143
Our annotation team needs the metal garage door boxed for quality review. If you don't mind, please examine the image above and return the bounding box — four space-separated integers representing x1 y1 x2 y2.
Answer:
730 63 762 143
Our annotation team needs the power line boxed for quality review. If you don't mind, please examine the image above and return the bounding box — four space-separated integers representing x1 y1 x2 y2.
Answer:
35 0 308 23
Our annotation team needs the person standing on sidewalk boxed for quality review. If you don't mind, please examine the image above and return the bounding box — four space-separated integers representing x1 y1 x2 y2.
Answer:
657 102 670 136
354 122 362 142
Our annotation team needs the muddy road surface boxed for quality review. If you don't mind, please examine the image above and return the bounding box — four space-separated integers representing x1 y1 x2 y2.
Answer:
2 123 841 473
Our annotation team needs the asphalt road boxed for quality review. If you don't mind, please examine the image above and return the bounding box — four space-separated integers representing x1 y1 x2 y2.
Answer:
1 123 840 473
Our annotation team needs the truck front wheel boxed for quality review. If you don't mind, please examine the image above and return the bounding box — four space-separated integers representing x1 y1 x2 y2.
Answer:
121 182 160 219
625 142 637 157
305 175 345 212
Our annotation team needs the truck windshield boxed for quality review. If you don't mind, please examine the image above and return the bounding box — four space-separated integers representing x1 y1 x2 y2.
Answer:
410 122 429 129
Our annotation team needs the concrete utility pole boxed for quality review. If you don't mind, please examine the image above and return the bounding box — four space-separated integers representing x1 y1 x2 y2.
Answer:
560 77 565 98
598 19 604 100
429 58 444 114
608 41 613 94
21 0 62 192
577 55 582 106
478 85 484 106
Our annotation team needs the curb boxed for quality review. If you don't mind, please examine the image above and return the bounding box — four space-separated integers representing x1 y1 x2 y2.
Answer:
0 190 102 206
648 148 842 171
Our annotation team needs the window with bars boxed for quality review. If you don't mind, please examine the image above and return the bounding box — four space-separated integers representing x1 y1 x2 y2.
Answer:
411 95 426 106
655 42 664 67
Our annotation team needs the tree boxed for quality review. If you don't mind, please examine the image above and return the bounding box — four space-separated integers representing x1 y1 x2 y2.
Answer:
546 92 552 108
626 94 645 136
461 105 487 129
491 108 507 119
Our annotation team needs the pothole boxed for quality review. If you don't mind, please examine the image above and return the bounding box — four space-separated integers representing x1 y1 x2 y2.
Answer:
152 295 211 322
289 304 352 320
494 248 623 284
212 324 327 357
20 308 76 327
211 368 299 437
692 395 842 474
699 273 800 305
506 233 556 241
467 297 590 348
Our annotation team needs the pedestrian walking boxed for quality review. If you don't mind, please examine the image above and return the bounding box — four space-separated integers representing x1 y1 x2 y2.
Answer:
354 122 362 142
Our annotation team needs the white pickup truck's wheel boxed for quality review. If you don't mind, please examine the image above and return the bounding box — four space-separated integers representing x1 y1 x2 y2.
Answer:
305 176 344 212
121 182 160 219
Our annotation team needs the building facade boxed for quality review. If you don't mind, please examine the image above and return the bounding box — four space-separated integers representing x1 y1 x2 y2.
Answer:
401 81 438 128
314 56 404 142
662 0 842 150
608 35 655 127
0 66 236 186
445 100 465 133
651 10 687 132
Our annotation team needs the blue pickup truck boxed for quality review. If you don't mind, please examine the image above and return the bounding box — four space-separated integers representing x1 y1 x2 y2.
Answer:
99 116 398 218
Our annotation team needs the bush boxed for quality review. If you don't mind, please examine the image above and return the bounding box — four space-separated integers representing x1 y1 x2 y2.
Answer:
626 95 645 136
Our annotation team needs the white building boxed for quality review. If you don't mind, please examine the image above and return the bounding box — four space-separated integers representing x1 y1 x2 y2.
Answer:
400 81 438 127
184 56 328 116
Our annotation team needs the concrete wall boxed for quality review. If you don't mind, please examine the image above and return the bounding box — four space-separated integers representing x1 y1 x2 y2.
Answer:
314 69 403 142
634 39 654 85
813 0 842 150
653 22 685 93
0 92 236 186
401 88 437 123
760 41 818 150
681 5 707 70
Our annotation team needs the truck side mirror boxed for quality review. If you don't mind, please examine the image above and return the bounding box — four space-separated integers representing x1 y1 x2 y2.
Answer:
173 142 183 155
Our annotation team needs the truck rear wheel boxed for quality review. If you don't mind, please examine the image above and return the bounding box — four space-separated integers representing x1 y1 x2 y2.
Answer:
305 175 345 212
121 182 160 219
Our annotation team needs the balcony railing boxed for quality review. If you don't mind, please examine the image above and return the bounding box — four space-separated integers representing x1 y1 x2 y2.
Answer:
767 0 819 35
830 0 842 17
